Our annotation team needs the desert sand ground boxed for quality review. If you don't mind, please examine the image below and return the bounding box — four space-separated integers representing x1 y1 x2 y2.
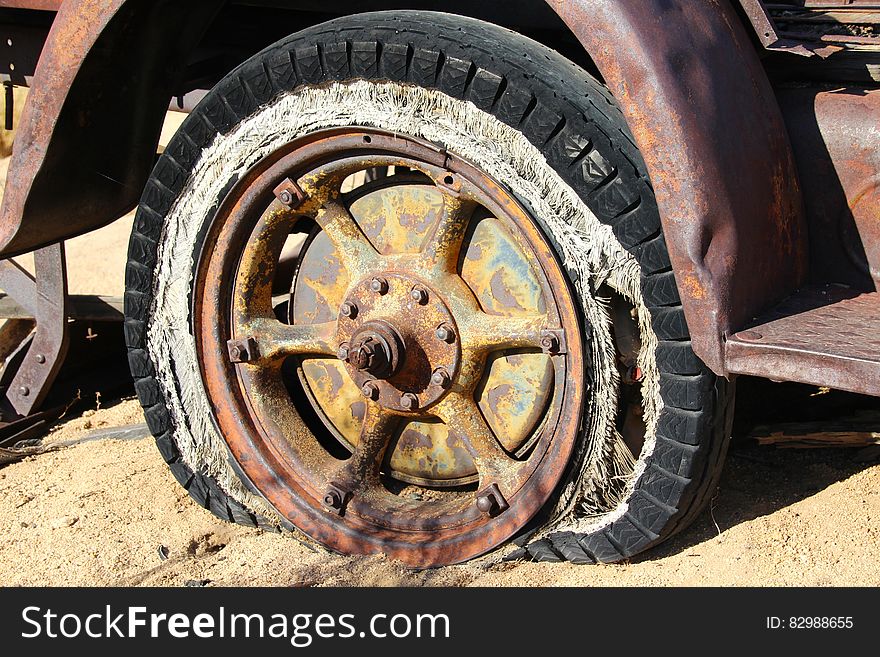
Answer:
0 107 878 587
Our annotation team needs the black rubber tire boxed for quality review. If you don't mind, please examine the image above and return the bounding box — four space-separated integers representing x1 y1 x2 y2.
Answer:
124 10 734 564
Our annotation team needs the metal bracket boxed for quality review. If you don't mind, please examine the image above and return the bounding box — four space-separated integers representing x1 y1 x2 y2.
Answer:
0 243 70 418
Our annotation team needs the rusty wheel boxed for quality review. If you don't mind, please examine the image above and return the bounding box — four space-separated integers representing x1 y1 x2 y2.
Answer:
127 12 733 568
197 130 584 565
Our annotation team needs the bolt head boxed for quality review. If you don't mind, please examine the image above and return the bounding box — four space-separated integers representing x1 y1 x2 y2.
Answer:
18 386 30 397
34 354 46 364
411 287 429 305
370 278 389 295
337 344 350 361
400 393 419 411
476 495 496 514
324 491 341 507
435 324 455 343
340 302 358 319
361 382 380 400
541 335 560 354
431 368 451 389
278 189 294 206
229 345 242 360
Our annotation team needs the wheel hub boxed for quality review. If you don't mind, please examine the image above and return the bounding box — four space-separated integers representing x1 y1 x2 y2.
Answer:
336 274 461 413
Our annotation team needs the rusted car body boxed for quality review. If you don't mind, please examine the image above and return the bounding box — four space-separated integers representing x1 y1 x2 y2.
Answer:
0 2 877 460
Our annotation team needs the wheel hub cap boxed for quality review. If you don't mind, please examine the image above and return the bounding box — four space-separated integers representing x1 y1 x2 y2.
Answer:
336 274 460 413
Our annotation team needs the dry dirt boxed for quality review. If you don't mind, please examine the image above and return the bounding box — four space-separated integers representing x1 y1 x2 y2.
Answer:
1 111 879 588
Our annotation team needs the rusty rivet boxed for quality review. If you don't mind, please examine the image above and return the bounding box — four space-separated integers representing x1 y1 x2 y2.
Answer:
400 393 419 411
370 277 389 295
435 324 455 343
340 302 359 319
337 343 350 362
411 287 429 305
18 386 30 397
738 330 763 342
431 368 451 389
227 337 258 364
34 354 46 364
361 382 380 400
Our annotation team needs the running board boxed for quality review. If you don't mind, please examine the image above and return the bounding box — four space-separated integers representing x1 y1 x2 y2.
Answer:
725 285 880 396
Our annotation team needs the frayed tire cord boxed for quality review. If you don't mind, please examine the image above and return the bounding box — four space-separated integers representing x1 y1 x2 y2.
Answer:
124 11 732 564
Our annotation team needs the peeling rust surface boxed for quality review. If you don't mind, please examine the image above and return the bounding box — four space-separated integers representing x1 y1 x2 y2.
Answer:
778 86 880 291
549 0 807 372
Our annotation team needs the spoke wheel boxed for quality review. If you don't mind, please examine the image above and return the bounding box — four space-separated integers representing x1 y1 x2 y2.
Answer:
196 129 585 566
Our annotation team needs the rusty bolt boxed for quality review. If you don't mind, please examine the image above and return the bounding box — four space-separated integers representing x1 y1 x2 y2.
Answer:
337 343 350 362
541 334 560 354
400 393 419 411
323 484 349 515
435 324 456 343
475 483 510 517
340 302 359 319
370 277 389 295
227 337 258 364
431 368 452 389
273 178 307 208
18 386 30 397
411 287 429 305
361 381 380 400
476 495 497 515
34 354 46 364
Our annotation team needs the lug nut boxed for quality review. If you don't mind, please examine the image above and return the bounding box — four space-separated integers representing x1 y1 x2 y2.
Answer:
410 287 429 305
337 343 350 362
475 483 509 517
227 337 258 363
476 495 497 515
370 277 389 295
431 368 452 389
361 381 380 400
541 334 560 354
400 393 419 411
323 484 349 515
278 189 294 206
435 324 456 343
340 302 358 319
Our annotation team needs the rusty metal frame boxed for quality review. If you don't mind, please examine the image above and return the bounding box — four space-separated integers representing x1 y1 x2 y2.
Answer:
0 242 68 419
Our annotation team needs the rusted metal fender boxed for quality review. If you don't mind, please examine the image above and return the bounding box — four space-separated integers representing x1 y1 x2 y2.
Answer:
550 0 808 374
0 0 222 259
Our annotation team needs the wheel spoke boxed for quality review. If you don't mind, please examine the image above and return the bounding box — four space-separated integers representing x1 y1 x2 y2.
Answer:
333 401 399 487
462 312 548 355
315 199 380 276
434 392 519 488
422 195 477 271
237 318 337 363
